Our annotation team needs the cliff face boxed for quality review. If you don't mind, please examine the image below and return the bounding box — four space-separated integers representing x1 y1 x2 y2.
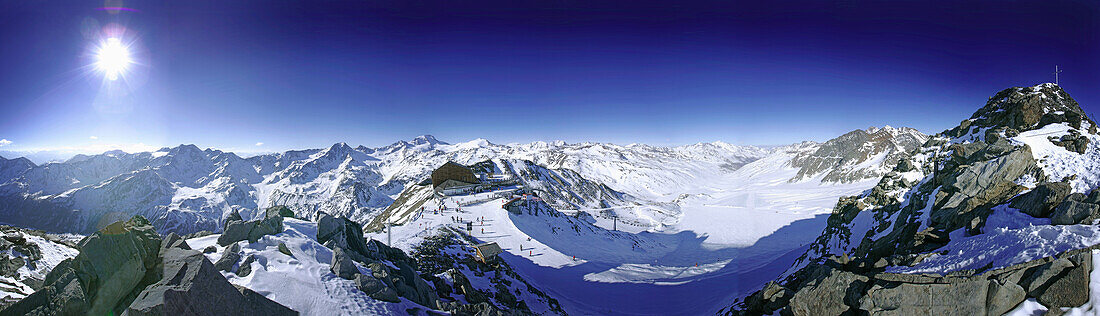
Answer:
725 83 1100 315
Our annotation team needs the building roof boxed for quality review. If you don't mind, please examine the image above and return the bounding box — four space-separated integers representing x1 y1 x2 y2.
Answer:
431 161 479 188
474 242 503 259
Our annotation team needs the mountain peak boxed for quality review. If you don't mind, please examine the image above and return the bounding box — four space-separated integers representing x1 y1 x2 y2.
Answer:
947 83 1096 138
410 135 446 146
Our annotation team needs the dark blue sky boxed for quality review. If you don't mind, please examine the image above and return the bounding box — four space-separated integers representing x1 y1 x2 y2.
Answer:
0 0 1097 154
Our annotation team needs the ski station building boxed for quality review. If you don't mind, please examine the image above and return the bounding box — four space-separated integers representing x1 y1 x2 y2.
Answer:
431 161 486 196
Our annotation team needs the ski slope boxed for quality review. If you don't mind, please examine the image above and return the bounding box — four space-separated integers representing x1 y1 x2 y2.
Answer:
370 149 880 315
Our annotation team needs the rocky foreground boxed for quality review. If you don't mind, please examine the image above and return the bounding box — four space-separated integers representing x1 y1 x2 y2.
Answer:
725 83 1100 315
0 205 561 315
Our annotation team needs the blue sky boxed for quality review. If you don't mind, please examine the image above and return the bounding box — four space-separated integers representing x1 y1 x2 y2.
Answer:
0 0 1097 156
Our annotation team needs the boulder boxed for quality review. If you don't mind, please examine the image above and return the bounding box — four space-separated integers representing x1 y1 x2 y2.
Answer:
124 247 297 316
0 216 161 316
161 233 191 251
266 205 295 219
278 243 293 257
394 261 440 309
247 215 284 243
859 279 988 315
1085 189 1100 204
213 243 241 272
0 256 24 277
217 221 253 246
330 248 359 280
1050 201 1100 225
74 216 162 316
234 285 297 316
986 280 1026 316
786 266 868 316
316 214 372 263
223 210 243 228
354 274 399 303
1022 257 1075 295
237 255 257 277
217 211 284 246
202 246 216 254
1035 256 1091 308
1011 182 1072 218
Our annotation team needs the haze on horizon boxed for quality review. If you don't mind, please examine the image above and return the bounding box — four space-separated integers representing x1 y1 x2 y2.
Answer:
0 0 1097 161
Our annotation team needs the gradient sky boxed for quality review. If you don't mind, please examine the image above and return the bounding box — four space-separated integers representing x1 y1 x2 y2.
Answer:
0 0 1097 156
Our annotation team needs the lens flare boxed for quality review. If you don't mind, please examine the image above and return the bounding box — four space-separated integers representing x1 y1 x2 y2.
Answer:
95 38 132 81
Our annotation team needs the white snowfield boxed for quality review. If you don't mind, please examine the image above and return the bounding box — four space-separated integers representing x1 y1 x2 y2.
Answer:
370 143 884 315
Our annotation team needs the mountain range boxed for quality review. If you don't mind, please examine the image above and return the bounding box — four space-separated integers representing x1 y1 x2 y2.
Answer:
0 127 922 237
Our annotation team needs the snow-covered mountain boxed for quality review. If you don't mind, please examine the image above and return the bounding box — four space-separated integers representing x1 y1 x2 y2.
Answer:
788 126 929 183
0 136 769 235
0 126 924 238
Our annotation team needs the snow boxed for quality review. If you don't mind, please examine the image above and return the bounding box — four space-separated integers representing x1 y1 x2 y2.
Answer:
0 231 79 302
887 205 1100 274
187 219 415 315
1013 122 1100 193
370 157 880 315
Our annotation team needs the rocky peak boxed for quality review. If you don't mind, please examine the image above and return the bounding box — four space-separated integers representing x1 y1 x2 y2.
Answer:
410 134 446 146
947 83 1097 138
788 126 929 183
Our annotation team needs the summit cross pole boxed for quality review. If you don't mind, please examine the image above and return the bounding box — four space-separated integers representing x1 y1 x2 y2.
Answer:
1054 65 1063 85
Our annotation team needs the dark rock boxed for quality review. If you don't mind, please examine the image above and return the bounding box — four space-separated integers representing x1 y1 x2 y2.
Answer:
223 210 243 229
1022 257 1074 296
217 211 284 246
354 274 399 303
316 214 372 263
234 285 297 316
330 248 359 280
786 266 868 316
278 243 293 257
214 243 241 272
1085 189 1100 204
394 261 440 309
859 279 987 315
1011 182 1072 218
182 230 214 240
449 269 488 304
74 216 162 316
124 247 297 316
237 255 257 277
161 233 191 251
1051 200 1100 225
1036 256 1091 308
202 246 216 254
986 280 1025 316
217 221 253 247
266 205 295 219
0 256 24 277
247 216 284 243
1 216 160 316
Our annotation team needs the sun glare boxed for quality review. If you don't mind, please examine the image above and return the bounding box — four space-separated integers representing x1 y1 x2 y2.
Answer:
95 38 132 80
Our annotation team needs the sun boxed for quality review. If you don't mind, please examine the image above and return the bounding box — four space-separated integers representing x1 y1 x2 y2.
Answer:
95 38 132 81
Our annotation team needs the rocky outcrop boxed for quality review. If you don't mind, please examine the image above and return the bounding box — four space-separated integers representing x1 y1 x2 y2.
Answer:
1011 182 1072 218
125 245 296 315
727 247 1095 315
0 216 297 316
789 126 929 183
729 84 1100 316
330 248 358 280
1051 200 1100 225
217 207 291 246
